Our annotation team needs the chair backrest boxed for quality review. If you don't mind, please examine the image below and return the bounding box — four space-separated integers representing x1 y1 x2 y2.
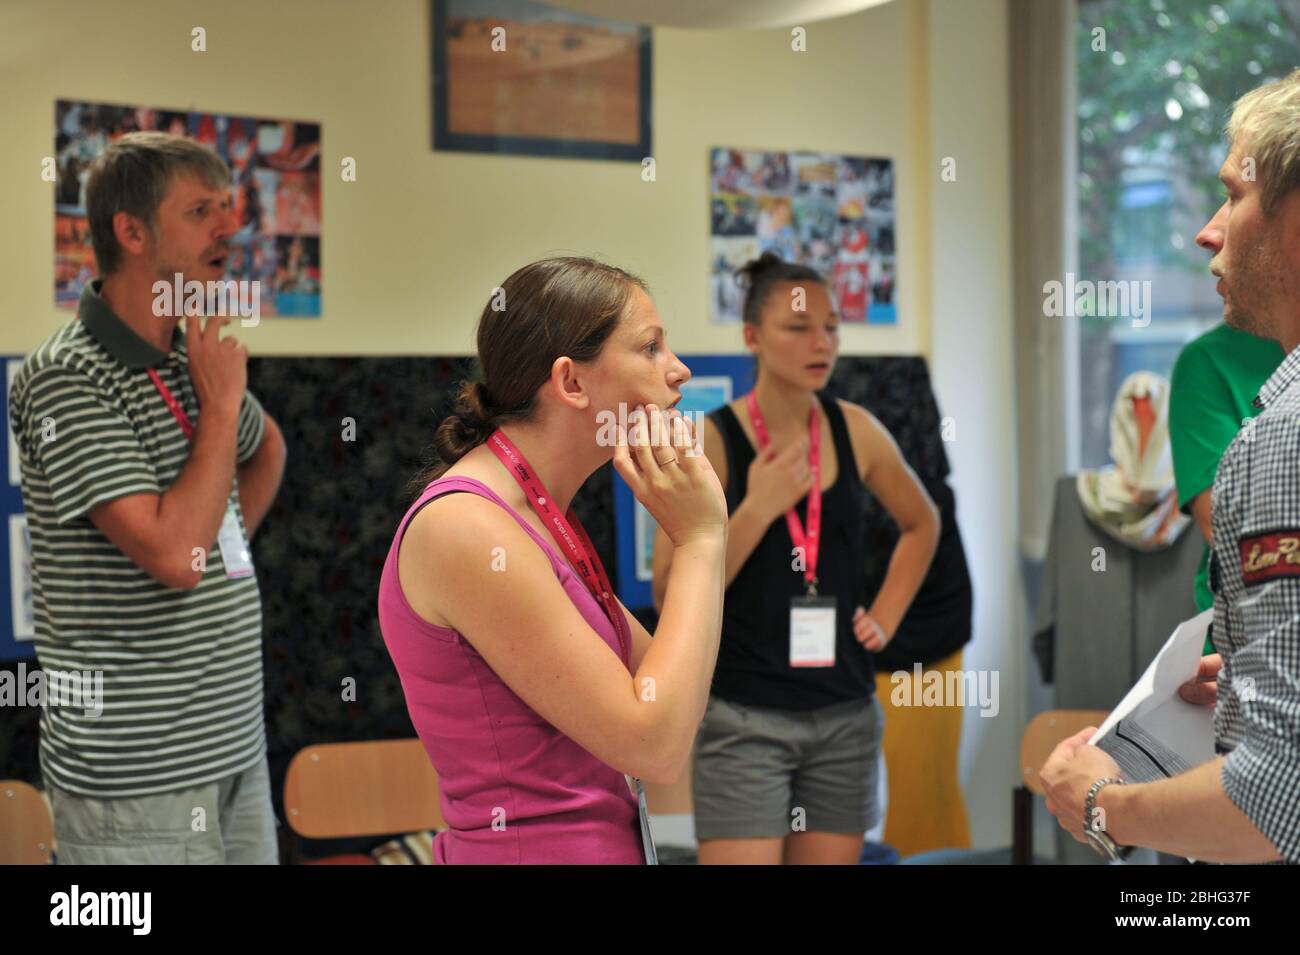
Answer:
283 739 446 839
1020 709 1110 796
0 780 54 864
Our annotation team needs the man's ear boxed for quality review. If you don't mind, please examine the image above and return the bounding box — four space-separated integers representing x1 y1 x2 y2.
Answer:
111 211 151 259
742 322 760 356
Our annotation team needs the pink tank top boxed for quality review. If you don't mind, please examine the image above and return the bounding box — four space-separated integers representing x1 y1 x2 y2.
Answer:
377 475 644 864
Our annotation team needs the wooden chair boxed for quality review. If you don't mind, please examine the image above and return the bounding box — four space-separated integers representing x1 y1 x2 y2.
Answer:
0 780 54 864
1014 708 1109 864
283 739 446 864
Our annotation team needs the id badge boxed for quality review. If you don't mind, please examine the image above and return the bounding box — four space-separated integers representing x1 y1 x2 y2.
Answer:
216 503 254 579
790 596 837 667
634 777 658 865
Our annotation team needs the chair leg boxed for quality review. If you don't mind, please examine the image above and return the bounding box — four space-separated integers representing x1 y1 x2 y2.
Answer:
1013 786 1033 865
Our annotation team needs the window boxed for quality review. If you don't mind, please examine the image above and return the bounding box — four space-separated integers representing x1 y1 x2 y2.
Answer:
1074 0 1300 467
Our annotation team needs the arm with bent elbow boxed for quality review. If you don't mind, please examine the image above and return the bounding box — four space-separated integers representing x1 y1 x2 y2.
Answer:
90 403 242 589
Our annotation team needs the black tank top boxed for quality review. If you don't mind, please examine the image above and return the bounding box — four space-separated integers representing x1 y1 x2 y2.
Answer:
708 391 874 710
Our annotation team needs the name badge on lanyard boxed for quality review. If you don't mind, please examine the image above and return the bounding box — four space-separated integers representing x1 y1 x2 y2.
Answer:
488 428 651 860
485 428 631 663
790 596 837 667
635 777 658 865
745 392 836 669
147 368 253 580
216 505 255 579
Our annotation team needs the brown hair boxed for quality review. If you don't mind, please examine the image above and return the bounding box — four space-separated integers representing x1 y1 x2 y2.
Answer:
735 251 827 381
408 256 648 496
85 131 232 275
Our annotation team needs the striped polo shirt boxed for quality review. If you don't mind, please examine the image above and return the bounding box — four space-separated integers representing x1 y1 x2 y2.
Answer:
8 279 268 798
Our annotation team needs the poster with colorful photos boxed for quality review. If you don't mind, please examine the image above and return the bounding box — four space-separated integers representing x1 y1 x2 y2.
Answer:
2 357 34 660
54 100 322 317
709 148 896 326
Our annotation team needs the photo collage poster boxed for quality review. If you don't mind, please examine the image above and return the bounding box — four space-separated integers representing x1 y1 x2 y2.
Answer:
55 100 322 317
710 148 897 326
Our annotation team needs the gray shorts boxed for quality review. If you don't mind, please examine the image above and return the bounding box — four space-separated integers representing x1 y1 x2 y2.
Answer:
47 755 279 864
692 694 883 840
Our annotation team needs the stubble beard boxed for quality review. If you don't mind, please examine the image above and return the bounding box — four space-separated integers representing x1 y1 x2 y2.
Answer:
1222 232 1286 343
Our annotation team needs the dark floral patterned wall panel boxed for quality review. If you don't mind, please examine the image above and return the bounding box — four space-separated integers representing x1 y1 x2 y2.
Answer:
1 355 943 820
243 355 615 814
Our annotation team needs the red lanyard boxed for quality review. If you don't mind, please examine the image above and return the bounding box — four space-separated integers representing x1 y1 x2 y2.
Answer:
147 368 194 441
486 428 630 666
745 391 822 596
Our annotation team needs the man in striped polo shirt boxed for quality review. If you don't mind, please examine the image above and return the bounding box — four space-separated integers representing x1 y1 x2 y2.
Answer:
8 132 286 863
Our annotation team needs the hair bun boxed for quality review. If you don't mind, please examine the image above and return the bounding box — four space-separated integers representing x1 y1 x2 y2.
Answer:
735 250 786 289
467 380 498 422
448 380 500 443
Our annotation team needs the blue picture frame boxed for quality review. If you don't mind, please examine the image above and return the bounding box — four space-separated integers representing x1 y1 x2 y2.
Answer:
613 354 755 609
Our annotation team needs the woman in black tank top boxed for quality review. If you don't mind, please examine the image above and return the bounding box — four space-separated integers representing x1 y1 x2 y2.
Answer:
652 252 939 865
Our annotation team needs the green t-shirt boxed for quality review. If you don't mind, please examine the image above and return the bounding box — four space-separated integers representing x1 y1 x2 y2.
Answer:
1169 323 1284 627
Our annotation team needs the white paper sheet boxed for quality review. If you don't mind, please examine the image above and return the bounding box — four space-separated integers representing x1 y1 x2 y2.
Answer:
1089 608 1216 773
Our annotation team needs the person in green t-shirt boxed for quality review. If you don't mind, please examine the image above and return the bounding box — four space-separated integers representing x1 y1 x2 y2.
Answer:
1169 322 1283 650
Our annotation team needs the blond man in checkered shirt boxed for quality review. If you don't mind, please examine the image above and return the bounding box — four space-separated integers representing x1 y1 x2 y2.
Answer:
1043 70 1300 864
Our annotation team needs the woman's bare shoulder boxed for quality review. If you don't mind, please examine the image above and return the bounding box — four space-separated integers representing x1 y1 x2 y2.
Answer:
835 398 902 480
834 398 895 444
398 475 528 628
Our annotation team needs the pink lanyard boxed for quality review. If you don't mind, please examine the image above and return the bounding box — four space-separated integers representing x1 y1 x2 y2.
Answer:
146 368 194 441
486 428 630 665
745 391 822 596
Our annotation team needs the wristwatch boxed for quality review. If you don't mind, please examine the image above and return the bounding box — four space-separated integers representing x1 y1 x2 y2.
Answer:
1083 777 1134 861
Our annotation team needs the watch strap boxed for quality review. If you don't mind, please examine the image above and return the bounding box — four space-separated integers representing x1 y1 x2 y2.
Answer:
1085 777 1129 860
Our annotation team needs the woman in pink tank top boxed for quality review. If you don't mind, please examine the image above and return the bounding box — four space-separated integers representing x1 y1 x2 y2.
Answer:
378 257 728 864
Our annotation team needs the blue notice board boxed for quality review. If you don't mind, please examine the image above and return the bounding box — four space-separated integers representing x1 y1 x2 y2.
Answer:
613 355 754 610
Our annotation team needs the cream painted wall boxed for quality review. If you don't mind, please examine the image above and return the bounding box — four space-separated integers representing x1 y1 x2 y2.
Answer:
0 0 922 358
3 0 1026 854
653 0 1023 853
926 0 1021 850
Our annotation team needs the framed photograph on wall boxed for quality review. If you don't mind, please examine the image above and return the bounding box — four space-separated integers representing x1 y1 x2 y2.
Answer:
54 100 322 317
432 0 651 161
709 147 897 326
